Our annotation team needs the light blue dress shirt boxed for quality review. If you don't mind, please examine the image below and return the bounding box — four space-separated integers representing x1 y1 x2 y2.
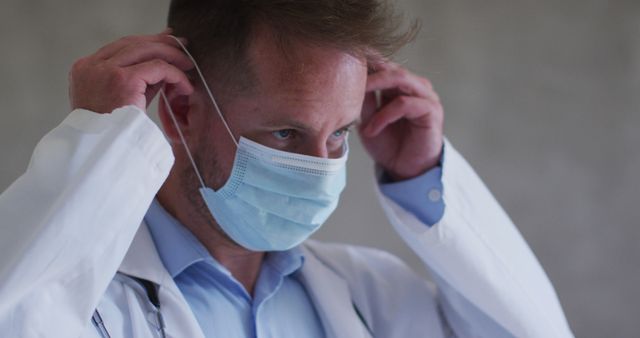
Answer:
145 201 325 338
144 157 444 337
379 165 444 226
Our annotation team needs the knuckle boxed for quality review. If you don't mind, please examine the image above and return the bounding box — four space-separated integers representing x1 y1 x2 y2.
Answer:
70 57 87 73
119 35 144 48
394 68 409 78
396 95 411 107
398 84 413 95
151 59 167 68
420 78 432 88
121 35 141 43
118 36 134 45
108 67 129 86
69 57 95 81
433 107 445 121
154 60 174 75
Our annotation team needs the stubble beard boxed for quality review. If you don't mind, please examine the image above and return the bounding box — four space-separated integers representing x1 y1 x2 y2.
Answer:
180 143 241 249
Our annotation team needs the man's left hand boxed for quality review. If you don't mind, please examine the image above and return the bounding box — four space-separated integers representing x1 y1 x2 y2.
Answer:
359 62 444 181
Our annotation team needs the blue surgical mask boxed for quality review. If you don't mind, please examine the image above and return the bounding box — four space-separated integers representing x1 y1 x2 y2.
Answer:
160 36 348 251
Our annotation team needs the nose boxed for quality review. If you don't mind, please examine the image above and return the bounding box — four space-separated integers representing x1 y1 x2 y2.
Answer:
301 139 347 159
304 141 330 159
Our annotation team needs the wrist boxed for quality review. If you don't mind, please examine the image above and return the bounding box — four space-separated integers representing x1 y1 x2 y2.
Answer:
385 152 442 182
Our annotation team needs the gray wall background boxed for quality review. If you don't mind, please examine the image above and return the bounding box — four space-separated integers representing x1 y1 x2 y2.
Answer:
1 0 638 336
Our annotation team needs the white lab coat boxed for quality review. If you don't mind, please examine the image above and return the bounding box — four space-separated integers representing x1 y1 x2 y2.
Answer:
0 106 573 337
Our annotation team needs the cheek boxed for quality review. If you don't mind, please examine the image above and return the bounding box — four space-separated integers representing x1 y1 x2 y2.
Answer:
194 121 238 190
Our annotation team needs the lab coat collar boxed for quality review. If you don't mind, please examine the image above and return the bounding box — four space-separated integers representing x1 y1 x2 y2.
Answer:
298 243 374 338
118 221 167 285
119 224 372 338
118 223 207 338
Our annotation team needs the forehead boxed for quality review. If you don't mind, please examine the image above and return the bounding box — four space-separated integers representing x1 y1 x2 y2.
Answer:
245 27 368 114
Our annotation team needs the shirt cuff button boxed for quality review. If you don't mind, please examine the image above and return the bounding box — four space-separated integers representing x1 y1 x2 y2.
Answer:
428 189 441 202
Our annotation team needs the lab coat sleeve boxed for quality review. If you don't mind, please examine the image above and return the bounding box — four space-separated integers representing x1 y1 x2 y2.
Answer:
374 139 574 337
0 106 173 338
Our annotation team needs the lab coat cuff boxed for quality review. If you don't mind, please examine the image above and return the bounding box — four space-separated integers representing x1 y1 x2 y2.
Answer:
373 138 574 337
63 105 174 179
377 164 445 227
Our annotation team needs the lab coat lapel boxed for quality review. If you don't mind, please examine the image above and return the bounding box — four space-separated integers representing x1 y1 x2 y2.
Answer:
118 222 165 284
118 222 205 338
298 245 373 338
118 225 372 338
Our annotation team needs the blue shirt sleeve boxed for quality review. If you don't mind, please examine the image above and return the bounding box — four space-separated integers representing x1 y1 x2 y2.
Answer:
378 151 445 227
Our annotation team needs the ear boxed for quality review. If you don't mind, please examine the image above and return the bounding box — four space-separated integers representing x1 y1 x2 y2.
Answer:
158 85 192 144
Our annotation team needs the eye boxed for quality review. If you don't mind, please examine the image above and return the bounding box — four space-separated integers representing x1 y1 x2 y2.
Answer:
331 127 351 139
272 129 295 140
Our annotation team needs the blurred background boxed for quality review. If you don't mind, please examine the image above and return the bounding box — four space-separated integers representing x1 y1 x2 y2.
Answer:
1 0 638 336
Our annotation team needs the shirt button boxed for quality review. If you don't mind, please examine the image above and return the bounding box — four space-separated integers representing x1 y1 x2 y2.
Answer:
428 189 441 202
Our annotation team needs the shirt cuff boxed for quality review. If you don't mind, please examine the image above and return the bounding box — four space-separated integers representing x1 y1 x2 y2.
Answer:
378 154 445 227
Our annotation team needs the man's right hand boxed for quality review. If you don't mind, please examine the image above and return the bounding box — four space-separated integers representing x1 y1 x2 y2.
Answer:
68 29 194 114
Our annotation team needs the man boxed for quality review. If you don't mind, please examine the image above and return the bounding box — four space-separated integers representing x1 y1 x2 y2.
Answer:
0 0 573 337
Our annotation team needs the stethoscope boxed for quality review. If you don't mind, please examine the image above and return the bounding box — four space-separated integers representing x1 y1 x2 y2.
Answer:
91 273 375 338
92 274 166 338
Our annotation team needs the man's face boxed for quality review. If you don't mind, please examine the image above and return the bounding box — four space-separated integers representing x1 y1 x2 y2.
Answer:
190 29 368 191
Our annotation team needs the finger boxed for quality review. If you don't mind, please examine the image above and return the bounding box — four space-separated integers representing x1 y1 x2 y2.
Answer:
110 41 194 70
370 60 398 71
366 67 433 98
361 96 442 137
94 32 187 61
367 58 395 74
370 61 438 102
126 59 194 96
103 35 188 62
360 91 378 125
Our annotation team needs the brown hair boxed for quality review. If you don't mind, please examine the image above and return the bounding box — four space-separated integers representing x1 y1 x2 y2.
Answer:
167 0 419 93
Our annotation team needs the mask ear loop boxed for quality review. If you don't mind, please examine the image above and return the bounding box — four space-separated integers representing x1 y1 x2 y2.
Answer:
159 90 207 189
166 35 238 147
158 35 240 189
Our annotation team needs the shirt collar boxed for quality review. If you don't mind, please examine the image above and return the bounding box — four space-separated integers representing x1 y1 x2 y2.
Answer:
144 199 305 279
145 199 210 277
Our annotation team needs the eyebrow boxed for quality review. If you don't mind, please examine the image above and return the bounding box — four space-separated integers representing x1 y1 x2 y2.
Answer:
262 117 360 132
339 119 359 130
